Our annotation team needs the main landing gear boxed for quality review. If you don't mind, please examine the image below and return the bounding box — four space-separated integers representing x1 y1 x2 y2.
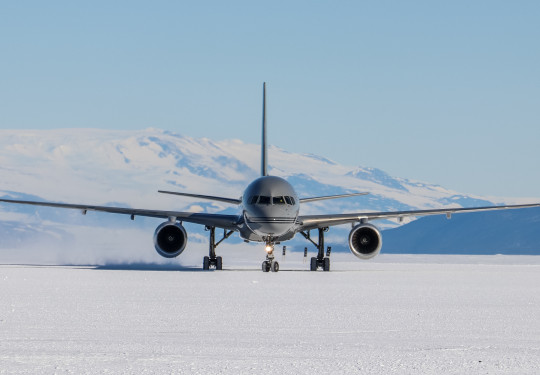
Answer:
262 243 279 272
202 226 234 270
301 227 331 272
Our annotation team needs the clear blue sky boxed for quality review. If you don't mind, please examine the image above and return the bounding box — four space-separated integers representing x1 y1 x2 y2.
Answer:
1 1 539 197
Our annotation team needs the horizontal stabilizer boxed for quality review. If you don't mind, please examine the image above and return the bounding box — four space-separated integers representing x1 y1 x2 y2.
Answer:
157 190 241 205
299 192 369 203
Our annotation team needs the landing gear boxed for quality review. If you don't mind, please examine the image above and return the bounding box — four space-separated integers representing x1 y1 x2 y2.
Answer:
261 242 279 272
324 257 330 271
261 260 279 272
310 256 330 271
203 255 223 270
202 227 233 270
301 227 331 272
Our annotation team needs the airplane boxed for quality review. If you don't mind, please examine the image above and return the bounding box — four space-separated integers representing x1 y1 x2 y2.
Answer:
1 83 540 272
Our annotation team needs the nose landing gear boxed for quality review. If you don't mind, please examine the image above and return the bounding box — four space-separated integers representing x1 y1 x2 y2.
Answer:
262 243 279 272
262 260 279 272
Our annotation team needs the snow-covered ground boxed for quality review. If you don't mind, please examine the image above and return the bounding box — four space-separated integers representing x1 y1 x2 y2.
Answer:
1 254 540 374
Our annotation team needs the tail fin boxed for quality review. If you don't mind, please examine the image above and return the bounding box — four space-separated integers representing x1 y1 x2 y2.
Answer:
261 82 268 176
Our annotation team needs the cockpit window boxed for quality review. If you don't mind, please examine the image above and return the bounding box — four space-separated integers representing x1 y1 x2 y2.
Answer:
250 195 296 205
258 196 271 205
273 196 286 205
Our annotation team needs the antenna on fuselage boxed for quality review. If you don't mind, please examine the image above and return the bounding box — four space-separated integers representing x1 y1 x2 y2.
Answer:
261 82 268 177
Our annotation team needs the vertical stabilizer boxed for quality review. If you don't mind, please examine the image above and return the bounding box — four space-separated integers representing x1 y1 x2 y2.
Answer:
261 82 268 176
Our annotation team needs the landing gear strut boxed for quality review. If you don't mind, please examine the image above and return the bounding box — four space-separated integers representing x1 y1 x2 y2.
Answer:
301 227 331 272
261 243 279 272
202 226 234 270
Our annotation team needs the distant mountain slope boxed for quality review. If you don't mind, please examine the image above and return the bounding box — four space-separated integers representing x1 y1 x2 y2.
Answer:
382 207 540 255
0 128 514 216
0 128 538 259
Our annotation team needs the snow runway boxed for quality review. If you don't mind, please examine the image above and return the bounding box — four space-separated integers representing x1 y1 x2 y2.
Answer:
1 254 540 374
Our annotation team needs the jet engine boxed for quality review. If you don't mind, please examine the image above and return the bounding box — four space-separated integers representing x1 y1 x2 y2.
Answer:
153 222 188 258
348 223 382 259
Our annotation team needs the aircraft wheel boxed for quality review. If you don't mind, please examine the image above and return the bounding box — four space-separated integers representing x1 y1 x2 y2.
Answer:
310 257 317 271
262 261 270 272
203 256 210 270
323 257 330 272
216 256 223 270
271 261 279 273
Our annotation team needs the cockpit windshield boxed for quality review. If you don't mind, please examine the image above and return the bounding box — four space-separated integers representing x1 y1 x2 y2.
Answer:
258 196 271 205
249 195 296 206
273 196 285 205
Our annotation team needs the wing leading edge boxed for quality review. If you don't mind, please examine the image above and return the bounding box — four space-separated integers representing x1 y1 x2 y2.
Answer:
0 198 240 231
299 192 369 203
157 190 241 205
297 202 540 231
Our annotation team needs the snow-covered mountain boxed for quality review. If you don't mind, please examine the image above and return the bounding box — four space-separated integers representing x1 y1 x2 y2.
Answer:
0 128 511 215
0 128 537 263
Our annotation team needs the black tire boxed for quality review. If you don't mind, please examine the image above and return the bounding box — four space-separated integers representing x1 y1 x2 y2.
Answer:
203 256 210 270
323 257 330 272
216 256 223 270
271 261 279 273
262 261 270 272
310 257 317 271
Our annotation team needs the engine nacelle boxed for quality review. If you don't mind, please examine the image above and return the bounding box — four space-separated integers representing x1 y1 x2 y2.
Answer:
348 223 382 260
153 222 188 258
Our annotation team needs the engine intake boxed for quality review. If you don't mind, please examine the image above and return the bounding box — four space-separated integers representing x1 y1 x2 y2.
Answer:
348 223 382 259
154 222 188 258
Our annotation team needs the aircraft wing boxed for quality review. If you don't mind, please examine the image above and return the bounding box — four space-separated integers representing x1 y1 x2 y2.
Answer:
157 190 241 205
299 192 369 203
0 198 240 231
297 202 540 231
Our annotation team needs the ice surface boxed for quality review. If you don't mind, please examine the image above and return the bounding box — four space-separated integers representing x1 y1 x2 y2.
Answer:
1 254 540 374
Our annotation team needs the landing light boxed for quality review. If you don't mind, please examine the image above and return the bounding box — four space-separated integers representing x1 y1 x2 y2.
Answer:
265 245 273 253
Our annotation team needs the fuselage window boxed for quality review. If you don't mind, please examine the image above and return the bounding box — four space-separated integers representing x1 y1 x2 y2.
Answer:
250 196 259 205
273 196 286 205
258 196 271 205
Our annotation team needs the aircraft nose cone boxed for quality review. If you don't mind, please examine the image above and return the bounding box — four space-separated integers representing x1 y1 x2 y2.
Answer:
244 206 295 237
